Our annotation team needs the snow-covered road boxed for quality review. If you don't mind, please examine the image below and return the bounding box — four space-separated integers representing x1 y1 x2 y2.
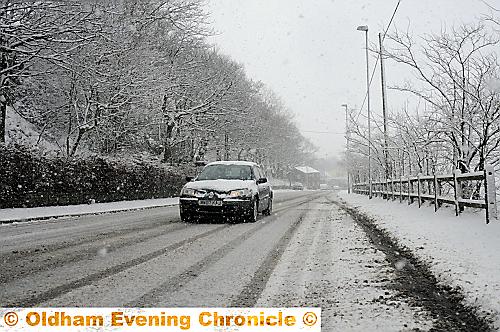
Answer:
0 191 491 331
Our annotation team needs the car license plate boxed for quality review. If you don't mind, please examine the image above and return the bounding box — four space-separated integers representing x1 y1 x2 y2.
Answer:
199 200 222 207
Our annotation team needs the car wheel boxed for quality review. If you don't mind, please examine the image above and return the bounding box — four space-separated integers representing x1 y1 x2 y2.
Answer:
245 199 258 223
263 197 272 216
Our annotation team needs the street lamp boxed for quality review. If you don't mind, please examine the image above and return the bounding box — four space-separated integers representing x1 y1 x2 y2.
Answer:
342 103 350 193
357 24 372 199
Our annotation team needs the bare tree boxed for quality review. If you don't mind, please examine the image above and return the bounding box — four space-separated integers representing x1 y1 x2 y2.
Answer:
4 0 317 168
385 22 500 173
0 1 98 143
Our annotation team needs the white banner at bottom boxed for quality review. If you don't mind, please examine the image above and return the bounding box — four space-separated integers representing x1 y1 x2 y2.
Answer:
1 308 321 331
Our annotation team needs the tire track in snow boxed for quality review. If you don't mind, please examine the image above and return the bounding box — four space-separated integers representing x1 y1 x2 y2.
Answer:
330 197 493 331
0 222 191 284
0 214 177 256
128 196 320 307
229 213 305 307
3 192 324 307
4 224 230 307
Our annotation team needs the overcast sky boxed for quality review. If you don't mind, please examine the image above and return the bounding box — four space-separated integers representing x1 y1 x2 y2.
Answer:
206 0 495 159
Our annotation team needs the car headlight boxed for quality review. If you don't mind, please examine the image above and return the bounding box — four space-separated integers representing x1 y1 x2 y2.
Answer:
228 189 251 198
181 187 197 197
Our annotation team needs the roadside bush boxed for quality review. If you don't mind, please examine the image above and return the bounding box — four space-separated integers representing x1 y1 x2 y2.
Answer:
0 144 188 208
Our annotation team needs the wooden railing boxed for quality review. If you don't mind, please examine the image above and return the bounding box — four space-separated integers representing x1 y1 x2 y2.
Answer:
352 165 498 223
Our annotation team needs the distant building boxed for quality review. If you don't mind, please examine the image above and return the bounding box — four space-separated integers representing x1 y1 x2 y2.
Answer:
293 166 321 189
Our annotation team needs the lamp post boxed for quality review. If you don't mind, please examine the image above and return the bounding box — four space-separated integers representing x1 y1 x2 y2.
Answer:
342 103 350 193
357 25 372 199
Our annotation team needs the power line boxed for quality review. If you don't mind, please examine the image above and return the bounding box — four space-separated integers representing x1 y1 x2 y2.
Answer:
479 0 499 11
355 0 402 122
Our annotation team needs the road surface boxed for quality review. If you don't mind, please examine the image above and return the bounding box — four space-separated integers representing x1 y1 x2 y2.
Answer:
0 191 491 331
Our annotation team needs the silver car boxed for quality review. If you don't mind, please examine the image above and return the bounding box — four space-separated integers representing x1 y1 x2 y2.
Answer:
179 161 273 223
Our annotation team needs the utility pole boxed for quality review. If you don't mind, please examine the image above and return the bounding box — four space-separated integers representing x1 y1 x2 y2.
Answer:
342 104 350 193
379 32 390 180
357 25 372 199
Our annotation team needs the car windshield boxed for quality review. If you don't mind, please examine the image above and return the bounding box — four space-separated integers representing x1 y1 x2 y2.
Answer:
197 164 253 181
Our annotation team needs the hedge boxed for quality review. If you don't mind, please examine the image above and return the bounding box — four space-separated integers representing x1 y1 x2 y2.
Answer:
0 145 188 209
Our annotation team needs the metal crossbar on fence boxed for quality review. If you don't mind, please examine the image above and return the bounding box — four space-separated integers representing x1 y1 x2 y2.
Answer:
352 164 498 224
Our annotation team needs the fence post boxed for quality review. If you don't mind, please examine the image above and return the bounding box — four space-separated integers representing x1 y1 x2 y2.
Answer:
417 173 422 207
484 164 497 224
399 176 403 203
391 178 395 200
433 173 439 212
453 169 462 216
392 179 395 200
389 179 392 200
407 176 412 205
385 178 389 200
382 178 385 199
388 178 391 200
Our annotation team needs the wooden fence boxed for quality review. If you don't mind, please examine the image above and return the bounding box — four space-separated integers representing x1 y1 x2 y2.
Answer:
352 164 498 223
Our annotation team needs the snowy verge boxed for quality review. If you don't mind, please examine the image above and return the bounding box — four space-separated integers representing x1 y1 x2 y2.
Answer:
0 198 179 223
338 191 500 328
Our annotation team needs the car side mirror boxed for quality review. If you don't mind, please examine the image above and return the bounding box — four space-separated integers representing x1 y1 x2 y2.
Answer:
185 176 194 182
256 177 267 184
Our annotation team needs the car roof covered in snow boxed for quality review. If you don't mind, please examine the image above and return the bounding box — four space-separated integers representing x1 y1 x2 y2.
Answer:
206 160 259 167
